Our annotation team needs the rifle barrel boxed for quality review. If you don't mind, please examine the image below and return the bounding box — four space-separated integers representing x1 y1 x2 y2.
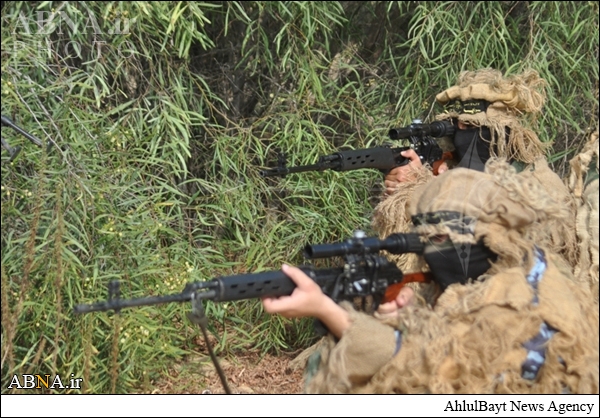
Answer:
73 289 218 314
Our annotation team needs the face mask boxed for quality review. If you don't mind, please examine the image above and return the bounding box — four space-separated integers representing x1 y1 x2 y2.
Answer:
423 237 497 292
452 126 493 171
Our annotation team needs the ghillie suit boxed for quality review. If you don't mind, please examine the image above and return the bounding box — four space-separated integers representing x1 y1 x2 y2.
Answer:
372 69 578 305
304 161 599 394
566 127 599 302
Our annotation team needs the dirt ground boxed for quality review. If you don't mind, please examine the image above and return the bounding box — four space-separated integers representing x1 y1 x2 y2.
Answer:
144 330 310 394
148 350 306 394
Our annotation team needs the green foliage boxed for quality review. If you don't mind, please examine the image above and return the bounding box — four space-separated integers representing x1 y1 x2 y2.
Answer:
1 1 597 393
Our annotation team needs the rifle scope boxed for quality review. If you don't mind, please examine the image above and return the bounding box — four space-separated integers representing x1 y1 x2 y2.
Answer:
304 231 424 259
388 120 455 140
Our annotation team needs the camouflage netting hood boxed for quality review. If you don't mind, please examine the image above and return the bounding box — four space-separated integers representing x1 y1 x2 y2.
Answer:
408 158 569 269
435 68 550 164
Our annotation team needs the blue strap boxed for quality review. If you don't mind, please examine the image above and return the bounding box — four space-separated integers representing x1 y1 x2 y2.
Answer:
393 330 402 356
522 322 558 380
521 247 558 380
524 246 547 306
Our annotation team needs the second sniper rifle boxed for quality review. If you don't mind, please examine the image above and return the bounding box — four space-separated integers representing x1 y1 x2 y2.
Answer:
1 114 44 163
260 119 455 178
73 231 426 393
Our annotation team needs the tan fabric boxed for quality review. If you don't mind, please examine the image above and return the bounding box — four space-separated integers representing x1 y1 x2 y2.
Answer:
371 165 433 275
521 158 579 268
371 166 435 306
566 128 599 198
577 179 599 302
372 158 578 292
567 128 599 301
409 159 576 269
312 302 397 390
371 172 578 303
306 166 599 394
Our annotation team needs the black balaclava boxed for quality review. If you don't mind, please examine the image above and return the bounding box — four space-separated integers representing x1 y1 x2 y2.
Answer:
452 126 493 171
422 235 498 292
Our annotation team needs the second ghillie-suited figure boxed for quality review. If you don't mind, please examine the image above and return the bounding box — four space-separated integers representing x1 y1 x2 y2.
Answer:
295 160 598 394
566 127 599 302
373 68 580 301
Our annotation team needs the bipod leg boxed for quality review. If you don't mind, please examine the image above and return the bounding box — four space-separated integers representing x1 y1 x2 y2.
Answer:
187 294 232 394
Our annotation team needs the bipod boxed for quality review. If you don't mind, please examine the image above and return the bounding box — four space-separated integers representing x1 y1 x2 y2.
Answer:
187 294 232 394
